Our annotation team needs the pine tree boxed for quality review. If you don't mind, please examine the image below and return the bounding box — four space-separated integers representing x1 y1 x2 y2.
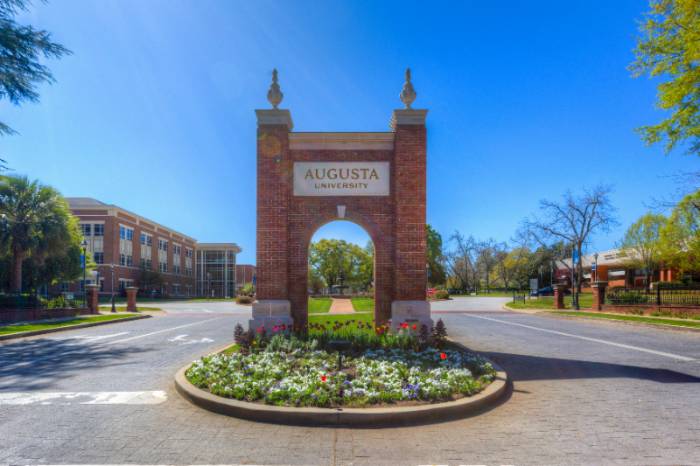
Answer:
432 319 448 348
0 0 70 169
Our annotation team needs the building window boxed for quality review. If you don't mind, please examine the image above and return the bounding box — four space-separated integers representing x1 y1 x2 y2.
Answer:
93 252 104 264
185 248 193 258
159 261 168 273
80 224 91 237
120 254 133 267
120 226 134 240
140 258 152 270
140 233 152 246
173 264 181 275
93 224 104 236
158 239 168 251
173 244 181 255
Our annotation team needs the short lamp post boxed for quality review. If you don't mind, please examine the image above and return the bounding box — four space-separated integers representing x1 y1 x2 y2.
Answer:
81 239 88 308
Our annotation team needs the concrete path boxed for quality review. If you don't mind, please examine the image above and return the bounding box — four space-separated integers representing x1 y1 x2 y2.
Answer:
328 297 354 314
2 297 700 464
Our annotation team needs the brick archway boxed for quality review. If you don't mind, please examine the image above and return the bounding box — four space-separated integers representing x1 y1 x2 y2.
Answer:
250 73 432 331
291 214 390 328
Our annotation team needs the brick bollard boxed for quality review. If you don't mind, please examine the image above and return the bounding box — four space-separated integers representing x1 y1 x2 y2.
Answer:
591 281 608 311
553 283 566 310
86 284 100 314
126 287 139 312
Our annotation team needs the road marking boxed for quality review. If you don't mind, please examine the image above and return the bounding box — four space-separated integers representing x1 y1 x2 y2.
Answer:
0 391 167 405
462 314 695 362
50 332 130 342
108 318 224 344
168 334 215 345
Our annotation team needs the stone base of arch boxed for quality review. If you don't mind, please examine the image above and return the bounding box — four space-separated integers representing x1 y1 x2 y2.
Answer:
250 299 293 332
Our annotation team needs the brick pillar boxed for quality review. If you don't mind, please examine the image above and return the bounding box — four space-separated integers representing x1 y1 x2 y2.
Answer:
125 286 138 312
389 108 431 330
553 283 566 310
250 108 294 332
86 284 100 314
591 281 607 311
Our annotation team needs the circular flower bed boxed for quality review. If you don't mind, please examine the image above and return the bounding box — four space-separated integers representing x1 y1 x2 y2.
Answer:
185 336 496 408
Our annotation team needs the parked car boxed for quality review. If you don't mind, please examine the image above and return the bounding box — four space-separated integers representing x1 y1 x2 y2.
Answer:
530 286 554 297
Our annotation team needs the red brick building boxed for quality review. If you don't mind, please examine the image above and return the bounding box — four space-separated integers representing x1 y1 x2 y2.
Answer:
556 248 679 290
235 264 256 291
68 198 197 297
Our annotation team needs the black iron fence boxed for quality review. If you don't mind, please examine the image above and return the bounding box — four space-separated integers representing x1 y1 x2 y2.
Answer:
606 286 700 307
0 293 84 310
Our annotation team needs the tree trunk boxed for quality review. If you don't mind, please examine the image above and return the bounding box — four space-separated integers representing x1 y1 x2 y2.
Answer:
11 246 24 293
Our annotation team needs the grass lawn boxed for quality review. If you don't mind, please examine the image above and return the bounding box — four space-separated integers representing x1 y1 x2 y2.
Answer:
99 305 162 312
351 297 374 312
507 293 593 310
551 311 700 329
0 313 139 336
308 297 332 313
308 311 373 327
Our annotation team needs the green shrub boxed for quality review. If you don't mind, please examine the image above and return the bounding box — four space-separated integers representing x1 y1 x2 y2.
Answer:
240 282 255 297
434 289 450 300
236 295 253 305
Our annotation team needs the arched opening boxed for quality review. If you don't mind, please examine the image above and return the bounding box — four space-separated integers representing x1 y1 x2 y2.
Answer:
307 220 375 329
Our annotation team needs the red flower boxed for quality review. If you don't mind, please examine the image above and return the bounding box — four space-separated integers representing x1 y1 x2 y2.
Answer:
440 352 447 360
257 326 265 334
412 324 417 330
400 322 409 329
320 375 327 383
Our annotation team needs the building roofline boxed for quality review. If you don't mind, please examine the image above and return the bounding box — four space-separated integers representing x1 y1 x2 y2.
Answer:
196 242 242 253
66 197 197 243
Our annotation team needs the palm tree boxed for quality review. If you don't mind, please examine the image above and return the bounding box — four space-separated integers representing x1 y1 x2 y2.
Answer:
0 175 74 293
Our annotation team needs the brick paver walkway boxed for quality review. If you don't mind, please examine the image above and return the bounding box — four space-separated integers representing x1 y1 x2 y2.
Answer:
329 298 354 314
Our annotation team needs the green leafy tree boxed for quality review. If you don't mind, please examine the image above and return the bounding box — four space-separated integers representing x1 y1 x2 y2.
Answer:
308 238 373 292
631 0 700 154
0 0 70 169
620 213 667 286
0 175 83 292
426 224 446 286
660 189 700 272
138 265 164 292
307 267 326 294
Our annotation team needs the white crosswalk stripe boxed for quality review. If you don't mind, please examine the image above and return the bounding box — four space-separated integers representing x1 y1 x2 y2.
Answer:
0 391 167 405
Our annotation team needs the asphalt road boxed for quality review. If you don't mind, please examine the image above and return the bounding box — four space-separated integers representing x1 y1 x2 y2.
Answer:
1 297 699 465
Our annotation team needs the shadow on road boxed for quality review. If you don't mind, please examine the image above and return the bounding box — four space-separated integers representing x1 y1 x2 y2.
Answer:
484 351 700 384
0 338 150 391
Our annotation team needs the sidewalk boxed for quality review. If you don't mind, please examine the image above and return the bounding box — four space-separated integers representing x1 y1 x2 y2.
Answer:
329 298 355 314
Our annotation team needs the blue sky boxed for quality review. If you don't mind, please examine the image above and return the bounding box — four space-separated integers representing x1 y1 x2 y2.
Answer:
3 0 698 263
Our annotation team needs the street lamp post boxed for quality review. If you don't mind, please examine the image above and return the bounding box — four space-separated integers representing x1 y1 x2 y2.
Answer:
593 252 599 283
110 263 116 313
81 240 88 308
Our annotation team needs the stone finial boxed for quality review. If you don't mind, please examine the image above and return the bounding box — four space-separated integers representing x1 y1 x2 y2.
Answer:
267 68 283 109
400 68 416 109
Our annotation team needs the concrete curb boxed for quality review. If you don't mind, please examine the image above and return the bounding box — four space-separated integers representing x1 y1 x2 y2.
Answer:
504 303 700 333
543 311 700 333
174 339 508 427
0 314 151 341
